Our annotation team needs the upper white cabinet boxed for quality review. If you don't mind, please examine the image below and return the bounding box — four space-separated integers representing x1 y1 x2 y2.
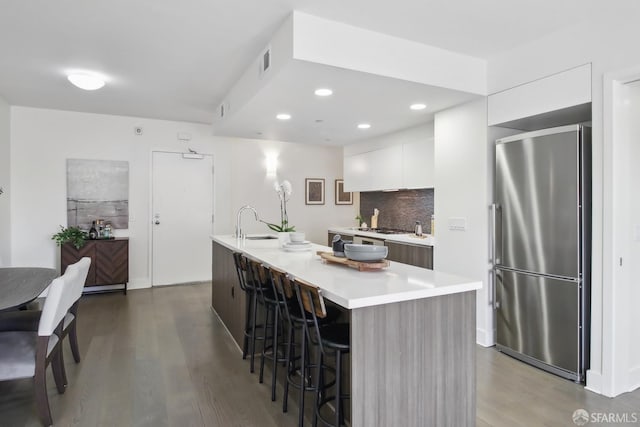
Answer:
344 140 433 192
403 138 434 189
488 64 591 127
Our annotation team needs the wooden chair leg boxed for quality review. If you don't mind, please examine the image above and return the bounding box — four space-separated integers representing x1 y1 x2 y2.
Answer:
34 360 53 426
68 320 81 363
52 348 67 394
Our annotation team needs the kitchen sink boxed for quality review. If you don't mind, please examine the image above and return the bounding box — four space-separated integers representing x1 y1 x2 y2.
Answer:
245 235 278 240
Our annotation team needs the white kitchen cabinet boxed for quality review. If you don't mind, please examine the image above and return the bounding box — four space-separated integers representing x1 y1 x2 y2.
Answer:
344 140 432 191
402 138 434 189
370 145 403 190
344 145 402 192
488 63 591 127
343 151 372 192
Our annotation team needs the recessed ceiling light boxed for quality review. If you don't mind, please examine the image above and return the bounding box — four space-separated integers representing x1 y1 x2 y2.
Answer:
314 88 333 97
276 113 291 120
410 103 427 110
67 73 105 91
357 123 371 129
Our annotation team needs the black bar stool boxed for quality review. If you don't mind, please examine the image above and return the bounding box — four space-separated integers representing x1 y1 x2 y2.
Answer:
233 252 266 373
293 278 350 427
247 259 288 402
269 267 336 426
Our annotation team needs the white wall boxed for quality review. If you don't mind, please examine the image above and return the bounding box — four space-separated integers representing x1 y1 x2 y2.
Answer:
9 107 353 287
229 139 356 244
434 99 491 346
0 96 10 267
627 80 640 389
488 8 640 396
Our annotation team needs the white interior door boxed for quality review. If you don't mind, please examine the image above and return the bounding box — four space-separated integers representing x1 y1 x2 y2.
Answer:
152 151 213 286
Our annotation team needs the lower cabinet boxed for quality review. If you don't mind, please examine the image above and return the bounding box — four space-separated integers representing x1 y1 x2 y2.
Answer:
212 241 247 346
385 241 433 269
61 238 129 293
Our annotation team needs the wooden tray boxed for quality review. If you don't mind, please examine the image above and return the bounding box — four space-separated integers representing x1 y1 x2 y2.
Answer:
316 251 390 271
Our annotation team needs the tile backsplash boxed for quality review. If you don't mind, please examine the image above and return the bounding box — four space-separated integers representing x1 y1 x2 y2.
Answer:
360 189 434 233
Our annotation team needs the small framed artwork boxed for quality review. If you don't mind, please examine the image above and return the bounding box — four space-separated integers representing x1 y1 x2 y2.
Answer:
335 179 353 205
305 178 325 205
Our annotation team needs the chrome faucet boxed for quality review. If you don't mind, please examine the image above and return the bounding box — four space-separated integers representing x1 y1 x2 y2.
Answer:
235 205 259 239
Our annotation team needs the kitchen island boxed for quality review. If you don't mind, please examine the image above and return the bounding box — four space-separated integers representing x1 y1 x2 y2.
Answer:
211 235 481 427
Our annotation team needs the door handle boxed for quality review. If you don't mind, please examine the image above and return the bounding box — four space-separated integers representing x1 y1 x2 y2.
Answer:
154 220 160 225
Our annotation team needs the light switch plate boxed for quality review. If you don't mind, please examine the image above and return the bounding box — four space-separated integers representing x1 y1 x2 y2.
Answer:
448 217 467 231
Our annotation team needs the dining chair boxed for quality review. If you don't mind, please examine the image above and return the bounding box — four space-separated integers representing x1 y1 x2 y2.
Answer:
0 266 80 426
0 257 91 363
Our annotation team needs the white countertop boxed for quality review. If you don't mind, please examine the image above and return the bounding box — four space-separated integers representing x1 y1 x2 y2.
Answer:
328 226 436 247
212 234 480 309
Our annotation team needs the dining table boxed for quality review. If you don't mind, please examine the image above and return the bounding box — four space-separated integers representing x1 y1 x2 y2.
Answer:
0 267 58 312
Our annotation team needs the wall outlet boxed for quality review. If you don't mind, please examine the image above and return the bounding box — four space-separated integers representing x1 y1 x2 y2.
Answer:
448 217 467 231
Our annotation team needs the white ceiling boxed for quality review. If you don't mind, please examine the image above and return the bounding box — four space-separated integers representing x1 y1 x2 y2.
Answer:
214 60 479 145
0 0 614 134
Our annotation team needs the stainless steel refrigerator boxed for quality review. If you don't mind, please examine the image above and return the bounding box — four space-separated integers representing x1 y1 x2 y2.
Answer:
491 124 591 383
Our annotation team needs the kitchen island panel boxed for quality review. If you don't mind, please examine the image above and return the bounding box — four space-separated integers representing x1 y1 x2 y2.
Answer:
212 241 246 346
351 291 475 427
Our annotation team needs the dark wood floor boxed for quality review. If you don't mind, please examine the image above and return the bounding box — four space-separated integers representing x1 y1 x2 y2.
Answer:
1 282 638 426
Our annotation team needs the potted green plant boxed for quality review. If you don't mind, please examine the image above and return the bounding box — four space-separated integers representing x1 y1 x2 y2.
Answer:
51 225 88 249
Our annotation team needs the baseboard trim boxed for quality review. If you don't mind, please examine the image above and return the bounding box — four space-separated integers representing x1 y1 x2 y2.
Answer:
585 369 603 395
476 327 494 347
628 365 640 393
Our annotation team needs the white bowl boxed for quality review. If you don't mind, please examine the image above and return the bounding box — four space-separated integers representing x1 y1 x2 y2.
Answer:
289 232 306 242
344 244 388 261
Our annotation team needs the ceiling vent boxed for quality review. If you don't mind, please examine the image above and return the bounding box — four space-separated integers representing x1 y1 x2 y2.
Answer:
259 46 271 76
219 102 229 119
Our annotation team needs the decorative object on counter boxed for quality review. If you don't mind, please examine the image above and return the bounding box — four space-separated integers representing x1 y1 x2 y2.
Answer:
289 232 305 242
332 234 353 257
355 214 365 227
283 241 312 252
263 180 295 232
88 221 98 239
334 179 352 205
316 251 390 271
414 221 423 237
371 208 379 229
305 178 325 205
51 225 88 249
344 243 388 262
66 159 129 230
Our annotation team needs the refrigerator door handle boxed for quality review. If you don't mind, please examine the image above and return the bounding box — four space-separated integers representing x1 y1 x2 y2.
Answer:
490 203 501 265
493 268 501 310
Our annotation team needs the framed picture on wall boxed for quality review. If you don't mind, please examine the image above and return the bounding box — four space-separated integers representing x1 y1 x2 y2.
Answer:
305 178 325 205
335 179 353 205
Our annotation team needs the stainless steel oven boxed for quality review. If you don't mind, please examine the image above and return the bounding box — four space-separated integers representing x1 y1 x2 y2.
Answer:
353 236 385 246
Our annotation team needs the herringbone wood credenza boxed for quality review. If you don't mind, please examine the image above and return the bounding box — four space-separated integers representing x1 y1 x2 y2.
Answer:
61 238 129 294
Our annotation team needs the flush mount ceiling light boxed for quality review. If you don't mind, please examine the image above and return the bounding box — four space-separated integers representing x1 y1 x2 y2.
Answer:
314 88 333 97
276 113 291 120
357 123 371 129
67 73 105 91
410 103 427 110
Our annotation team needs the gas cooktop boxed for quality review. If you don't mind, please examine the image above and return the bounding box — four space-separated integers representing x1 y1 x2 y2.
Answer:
357 228 410 235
